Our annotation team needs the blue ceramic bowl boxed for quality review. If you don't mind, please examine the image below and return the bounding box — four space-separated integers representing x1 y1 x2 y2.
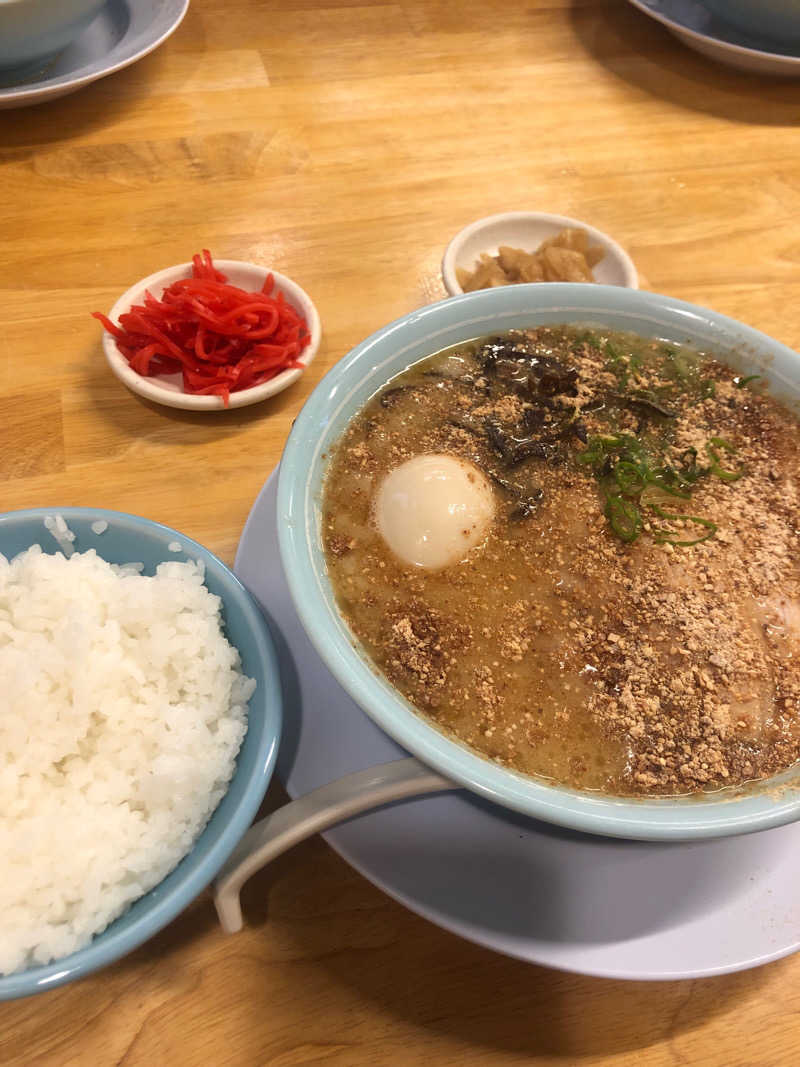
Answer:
0 508 281 1001
0 0 106 70
703 0 800 42
278 283 800 842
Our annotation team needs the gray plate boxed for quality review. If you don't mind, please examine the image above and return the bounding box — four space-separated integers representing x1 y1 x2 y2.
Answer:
628 0 800 75
0 0 189 108
235 469 800 980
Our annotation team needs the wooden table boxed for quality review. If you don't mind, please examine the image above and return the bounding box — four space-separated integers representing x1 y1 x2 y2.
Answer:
2 0 800 1062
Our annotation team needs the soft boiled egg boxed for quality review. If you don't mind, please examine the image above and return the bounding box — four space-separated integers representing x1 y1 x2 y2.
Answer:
374 454 494 569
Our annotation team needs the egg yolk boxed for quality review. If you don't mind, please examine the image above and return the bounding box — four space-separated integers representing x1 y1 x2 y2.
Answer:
374 454 494 569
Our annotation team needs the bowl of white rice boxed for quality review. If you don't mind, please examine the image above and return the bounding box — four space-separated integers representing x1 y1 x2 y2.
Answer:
0 507 281 1001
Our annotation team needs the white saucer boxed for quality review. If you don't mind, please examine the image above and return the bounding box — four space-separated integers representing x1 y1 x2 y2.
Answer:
100 260 321 411
0 0 188 109
441 212 638 297
235 469 800 980
627 0 800 75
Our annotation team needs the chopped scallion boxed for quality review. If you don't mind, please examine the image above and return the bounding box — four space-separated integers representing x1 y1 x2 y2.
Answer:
706 438 744 483
604 495 642 543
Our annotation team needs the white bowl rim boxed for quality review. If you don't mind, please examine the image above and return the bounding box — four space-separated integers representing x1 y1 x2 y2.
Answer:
101 259 322 412
441 210 639 296
277 282 800 842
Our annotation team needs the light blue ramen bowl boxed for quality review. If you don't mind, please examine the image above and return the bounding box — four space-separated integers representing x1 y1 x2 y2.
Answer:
278 283 800 843
0 508 281 1001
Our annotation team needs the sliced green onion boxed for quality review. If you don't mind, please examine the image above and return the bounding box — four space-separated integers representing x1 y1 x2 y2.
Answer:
666 350 691 381
615 461 647 496
640 486 689 513
679 446 699 470
645 469 692 498
710 436 736 452
653 518 717 547
576 438 607 470
648 504 717 547
706 439 744 483
604 495 642 543
604 340 640 387
622 389 676 418
734 374 762 389
711 466 743 484
578 372 742 545
605 340 623 365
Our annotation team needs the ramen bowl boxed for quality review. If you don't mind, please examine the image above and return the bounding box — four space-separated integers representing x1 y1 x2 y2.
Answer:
277 283 800 842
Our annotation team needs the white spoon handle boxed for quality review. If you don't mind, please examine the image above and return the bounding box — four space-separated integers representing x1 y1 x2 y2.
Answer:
213 757 454 933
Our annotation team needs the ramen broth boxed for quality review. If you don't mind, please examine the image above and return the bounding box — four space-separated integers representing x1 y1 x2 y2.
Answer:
322 326 800 796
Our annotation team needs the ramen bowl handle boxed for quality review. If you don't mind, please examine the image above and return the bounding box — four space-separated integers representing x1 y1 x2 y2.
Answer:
213 757 454 933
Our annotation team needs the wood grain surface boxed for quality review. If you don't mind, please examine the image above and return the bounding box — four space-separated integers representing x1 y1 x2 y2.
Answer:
3 1 800 1063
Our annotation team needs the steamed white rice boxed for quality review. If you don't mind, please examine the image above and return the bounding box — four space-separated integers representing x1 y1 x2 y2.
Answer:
0 543 254 975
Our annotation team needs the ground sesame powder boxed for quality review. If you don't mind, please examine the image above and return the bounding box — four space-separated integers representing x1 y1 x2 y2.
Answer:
322 327 800 796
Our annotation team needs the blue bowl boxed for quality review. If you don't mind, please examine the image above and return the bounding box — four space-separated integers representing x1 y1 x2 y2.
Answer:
0 508 281 1001
278 283 800 842
0 0 106 70
703 0 800 42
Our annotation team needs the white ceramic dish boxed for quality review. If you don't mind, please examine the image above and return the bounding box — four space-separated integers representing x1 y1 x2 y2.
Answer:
0 0 188 108
627 0 800 75
227 470 800 981
441 212 638 297
101 260 321 412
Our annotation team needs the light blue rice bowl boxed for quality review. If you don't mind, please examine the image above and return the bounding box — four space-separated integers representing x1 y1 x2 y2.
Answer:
0 508 281 1001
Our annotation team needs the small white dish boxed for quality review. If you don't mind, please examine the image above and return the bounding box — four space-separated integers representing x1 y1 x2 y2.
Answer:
0 0 188 109
627 0 800 75
101 260 321 412
442 212 638 297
